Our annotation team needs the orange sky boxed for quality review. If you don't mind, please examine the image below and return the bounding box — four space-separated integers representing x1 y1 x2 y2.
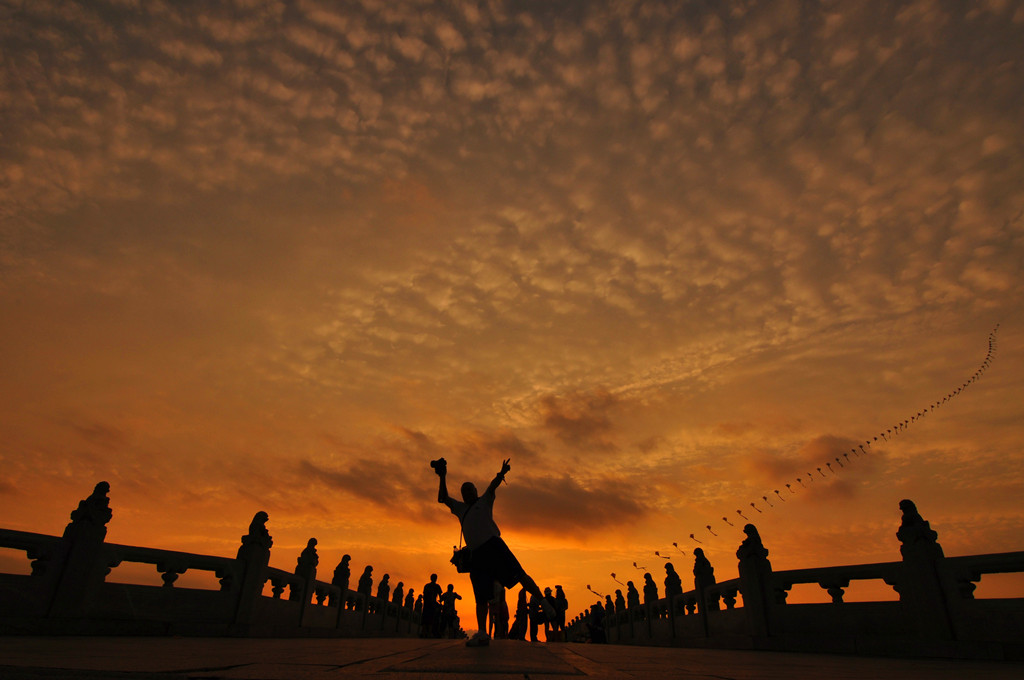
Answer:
2 1 1023 623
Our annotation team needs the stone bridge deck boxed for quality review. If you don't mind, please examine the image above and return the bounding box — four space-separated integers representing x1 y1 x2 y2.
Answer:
0 637 1021 680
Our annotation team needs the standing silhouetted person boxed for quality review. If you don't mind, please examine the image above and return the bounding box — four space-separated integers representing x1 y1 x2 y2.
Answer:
554 585 568 634
422 573 442 637
509 587 528 640
434 456 554 646
440 583 462 638
588 602 607 643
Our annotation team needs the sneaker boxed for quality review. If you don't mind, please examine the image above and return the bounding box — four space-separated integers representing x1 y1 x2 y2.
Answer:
466 631 490 647
541 599 556 622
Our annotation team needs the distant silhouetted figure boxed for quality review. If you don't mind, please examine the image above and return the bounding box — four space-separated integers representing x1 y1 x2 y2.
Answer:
588 602 607 643
63 481 113 541
488 582 509 639
422 573 442 637
356 565 373 611
643 573 658 604
693 548 719 611
331 554 351 606
554 585 568 634
414 594 423 615
440 584 462 638
509 587 528 640
434 456 554 647
528 591 544 642
542 586 556 638
614 589 625 614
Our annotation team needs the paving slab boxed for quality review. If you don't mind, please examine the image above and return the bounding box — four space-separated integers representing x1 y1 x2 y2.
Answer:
0 637 1021 679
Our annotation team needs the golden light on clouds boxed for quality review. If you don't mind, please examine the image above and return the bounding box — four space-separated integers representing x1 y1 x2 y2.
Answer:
2 0 1024 616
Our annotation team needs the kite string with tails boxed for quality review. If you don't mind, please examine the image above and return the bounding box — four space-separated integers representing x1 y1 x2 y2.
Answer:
648 324 1000 560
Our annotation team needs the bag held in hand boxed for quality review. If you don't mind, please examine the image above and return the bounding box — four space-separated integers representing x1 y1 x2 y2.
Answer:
451 545 472 573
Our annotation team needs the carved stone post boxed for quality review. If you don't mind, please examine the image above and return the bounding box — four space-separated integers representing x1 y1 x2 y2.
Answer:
736 524 774 638
48 482 113 617
293 538 319 625
895 499 957 640
693 547 718 637
233 511 273 626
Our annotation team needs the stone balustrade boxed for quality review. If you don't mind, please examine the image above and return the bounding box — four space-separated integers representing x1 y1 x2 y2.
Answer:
0 484 424 638
570 523 1024 660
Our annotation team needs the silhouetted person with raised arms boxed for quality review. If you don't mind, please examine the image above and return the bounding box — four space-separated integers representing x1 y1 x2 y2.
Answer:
433 456 554 647
422 573 442 637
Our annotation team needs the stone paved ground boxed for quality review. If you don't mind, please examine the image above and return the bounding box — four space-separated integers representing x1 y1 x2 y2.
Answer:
0 637 1021 679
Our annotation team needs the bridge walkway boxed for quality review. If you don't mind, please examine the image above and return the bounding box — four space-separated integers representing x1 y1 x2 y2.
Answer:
0 636 1020 679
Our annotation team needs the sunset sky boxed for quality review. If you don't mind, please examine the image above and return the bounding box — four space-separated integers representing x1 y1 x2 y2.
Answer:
2 0 1023 622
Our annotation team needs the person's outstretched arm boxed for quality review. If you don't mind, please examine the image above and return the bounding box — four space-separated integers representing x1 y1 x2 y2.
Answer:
437 464 449 504
485 458 511 496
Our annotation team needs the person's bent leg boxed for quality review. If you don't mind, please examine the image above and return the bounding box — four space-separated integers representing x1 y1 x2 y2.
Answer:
519 573 556 622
